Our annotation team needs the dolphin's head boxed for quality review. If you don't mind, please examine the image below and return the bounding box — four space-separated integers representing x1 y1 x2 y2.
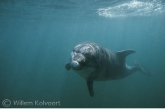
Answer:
65 43 98 72
70 52 86 70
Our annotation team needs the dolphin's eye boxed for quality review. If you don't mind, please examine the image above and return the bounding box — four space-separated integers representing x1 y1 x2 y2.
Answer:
84 52 90 57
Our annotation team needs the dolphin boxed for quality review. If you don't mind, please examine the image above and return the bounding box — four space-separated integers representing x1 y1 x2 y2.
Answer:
65 42 151 97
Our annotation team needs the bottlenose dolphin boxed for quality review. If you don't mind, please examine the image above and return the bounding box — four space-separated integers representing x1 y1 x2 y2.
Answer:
65 42 151 97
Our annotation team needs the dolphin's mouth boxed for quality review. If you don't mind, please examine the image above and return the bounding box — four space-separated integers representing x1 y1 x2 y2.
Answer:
71 53 86 70
71 61 82 70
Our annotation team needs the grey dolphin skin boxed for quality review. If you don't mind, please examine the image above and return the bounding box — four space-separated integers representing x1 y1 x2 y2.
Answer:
65 42 151 97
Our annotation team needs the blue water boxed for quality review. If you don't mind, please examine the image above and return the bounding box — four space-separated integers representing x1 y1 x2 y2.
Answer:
0 0 165 108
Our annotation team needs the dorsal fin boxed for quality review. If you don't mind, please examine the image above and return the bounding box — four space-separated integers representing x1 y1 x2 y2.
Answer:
116 50 135 66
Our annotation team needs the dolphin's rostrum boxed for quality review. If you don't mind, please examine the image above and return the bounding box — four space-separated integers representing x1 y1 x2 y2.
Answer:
65 42 151 97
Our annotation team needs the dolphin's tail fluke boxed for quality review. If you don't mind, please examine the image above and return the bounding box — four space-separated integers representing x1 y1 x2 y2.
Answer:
134 62 152 76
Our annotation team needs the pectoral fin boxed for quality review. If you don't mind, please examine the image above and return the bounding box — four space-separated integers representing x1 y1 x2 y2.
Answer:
65 63 71 70
86 80 94 97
